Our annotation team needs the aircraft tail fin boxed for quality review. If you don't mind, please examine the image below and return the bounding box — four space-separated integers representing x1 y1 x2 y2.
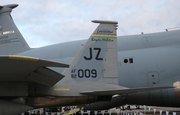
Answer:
0 4 30 55
63 20 118 84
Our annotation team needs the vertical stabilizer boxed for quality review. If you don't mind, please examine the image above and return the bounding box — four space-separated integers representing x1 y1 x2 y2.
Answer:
0 4 30 55
63 20 118 84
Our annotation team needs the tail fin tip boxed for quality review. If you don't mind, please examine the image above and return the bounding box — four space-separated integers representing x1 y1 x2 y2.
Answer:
0 4 18 9
0 4 18 14
92 20 118 24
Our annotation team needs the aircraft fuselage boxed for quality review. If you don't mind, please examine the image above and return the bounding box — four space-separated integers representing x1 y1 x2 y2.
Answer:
18 29 180 108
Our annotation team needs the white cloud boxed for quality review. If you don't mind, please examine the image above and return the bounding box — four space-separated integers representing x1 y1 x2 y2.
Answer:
1 0 180 47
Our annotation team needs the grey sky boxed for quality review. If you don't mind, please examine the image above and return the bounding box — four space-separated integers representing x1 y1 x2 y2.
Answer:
1 0 180 48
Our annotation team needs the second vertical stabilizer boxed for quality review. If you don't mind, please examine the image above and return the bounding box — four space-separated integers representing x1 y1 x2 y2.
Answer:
63 20 118 84
0 4 30 55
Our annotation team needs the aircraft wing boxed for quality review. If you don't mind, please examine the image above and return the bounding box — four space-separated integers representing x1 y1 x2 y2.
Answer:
0 55 69 86
80 86 173 95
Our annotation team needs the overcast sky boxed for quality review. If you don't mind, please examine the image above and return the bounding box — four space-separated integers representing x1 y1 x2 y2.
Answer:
1 0 180 48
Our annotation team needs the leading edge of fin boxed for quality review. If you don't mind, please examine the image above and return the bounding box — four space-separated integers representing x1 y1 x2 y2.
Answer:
92 20 118 24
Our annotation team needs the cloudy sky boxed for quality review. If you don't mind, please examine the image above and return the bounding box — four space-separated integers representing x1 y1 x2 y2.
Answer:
1 0 180 48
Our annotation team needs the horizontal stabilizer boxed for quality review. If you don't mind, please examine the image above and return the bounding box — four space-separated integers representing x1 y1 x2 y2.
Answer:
0 55 69 86
27 67 64 86
80 86 173 95
6 55 69 67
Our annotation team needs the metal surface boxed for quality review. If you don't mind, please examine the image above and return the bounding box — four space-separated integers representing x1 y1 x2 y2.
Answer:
1 3 180 115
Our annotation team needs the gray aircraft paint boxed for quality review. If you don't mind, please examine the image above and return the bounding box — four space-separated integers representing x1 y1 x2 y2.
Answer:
1 4 180 114
69 41 107 82
0 4 30 55
64 22 117 82
0 4 122 114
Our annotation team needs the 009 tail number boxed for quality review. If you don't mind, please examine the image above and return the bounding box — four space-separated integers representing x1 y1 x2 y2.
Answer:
71 69 97 78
